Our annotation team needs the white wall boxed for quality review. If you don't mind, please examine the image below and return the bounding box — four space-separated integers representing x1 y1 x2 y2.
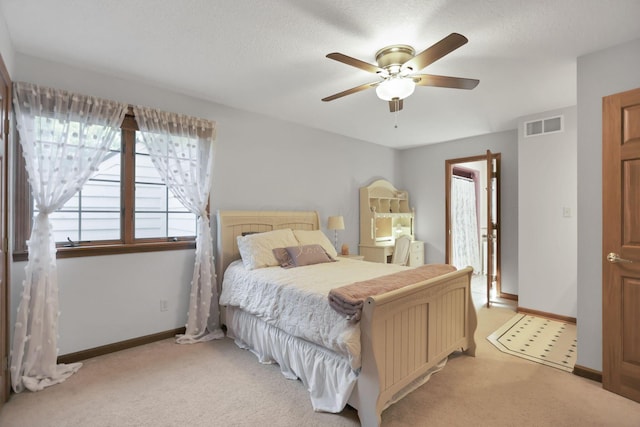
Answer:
398 130 519 295
517 106 577 317
576 37 640 371
9 53 397 354
10 251 195 354
0 10 14 75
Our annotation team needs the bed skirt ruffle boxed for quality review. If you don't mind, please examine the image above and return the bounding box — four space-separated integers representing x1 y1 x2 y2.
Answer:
226 306 358 413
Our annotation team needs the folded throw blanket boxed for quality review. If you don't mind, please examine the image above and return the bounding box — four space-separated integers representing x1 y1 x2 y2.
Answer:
328 264 457 322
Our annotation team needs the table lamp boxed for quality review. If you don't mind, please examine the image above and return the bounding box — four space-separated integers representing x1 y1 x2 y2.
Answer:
327 215 345 250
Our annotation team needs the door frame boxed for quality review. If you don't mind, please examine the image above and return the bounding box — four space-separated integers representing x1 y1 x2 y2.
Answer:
445 152 502 304
0 52 10 404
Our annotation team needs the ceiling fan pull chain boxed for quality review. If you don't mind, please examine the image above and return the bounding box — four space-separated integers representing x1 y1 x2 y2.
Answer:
394 99 399 128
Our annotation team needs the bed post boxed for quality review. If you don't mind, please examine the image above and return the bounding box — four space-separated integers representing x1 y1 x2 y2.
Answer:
464 268 477 357
354 298 383 427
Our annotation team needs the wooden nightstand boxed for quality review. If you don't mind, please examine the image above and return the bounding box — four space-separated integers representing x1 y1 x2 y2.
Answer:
338 254 365 261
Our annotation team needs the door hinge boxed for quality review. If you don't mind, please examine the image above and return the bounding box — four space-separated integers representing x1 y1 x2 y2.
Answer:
2 237 7 253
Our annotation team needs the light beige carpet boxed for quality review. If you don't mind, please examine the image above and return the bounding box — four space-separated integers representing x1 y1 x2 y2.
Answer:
487 313 577 372
1 304 639 426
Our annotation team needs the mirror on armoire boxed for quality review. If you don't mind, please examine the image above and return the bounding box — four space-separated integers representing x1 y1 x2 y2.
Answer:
445 151 501 307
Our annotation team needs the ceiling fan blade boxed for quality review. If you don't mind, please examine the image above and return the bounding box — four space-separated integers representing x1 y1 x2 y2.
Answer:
322 81 379 102
326 52 385 74
413 74 479 90
402 33 468 72
388 98 403 113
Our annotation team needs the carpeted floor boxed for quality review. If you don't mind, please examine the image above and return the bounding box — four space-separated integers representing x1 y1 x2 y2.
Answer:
1 302 639 426
487 313 577 372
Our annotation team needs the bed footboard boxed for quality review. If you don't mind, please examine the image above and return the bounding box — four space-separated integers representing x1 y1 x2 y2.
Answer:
349 266 476 427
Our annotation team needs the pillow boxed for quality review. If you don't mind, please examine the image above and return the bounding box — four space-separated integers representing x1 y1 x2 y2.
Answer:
236 228 298 270
285 244 335 267
292 229 338 258
272 247 294 269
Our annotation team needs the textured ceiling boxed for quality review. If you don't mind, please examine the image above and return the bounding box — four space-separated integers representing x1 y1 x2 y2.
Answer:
2 0 640 149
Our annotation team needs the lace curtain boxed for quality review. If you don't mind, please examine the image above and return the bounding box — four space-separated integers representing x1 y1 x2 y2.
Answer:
451 176 482 272
133 106 223 344
11 81 127 392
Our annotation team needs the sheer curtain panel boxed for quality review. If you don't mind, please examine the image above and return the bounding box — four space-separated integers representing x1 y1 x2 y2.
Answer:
11 82 127 392
451 176 482 272
133 106 223 344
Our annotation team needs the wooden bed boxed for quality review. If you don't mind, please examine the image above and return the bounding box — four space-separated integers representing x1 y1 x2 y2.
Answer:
216 210 477 426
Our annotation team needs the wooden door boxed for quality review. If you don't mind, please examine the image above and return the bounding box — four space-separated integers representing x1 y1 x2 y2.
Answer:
0 54 9 404
485 150 501 307
603 87 640 403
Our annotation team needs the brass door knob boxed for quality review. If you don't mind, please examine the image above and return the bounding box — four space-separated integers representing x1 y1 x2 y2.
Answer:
607 252 633 263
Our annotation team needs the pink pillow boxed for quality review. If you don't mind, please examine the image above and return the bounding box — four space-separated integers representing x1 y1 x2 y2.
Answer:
273 244 335 268
272 247 294 269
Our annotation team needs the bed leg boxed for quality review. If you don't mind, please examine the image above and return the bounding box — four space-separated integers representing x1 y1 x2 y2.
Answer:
464 339 477 357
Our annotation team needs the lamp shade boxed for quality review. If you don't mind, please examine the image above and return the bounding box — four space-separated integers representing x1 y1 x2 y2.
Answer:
327 215 345 230
376 77 415 101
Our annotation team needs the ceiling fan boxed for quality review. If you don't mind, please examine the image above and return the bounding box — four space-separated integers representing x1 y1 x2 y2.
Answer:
322 33 479 112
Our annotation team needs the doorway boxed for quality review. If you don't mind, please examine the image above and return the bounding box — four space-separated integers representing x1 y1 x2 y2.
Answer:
445 151 501 307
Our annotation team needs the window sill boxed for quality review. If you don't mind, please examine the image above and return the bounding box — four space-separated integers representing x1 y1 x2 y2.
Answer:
12 240 196 262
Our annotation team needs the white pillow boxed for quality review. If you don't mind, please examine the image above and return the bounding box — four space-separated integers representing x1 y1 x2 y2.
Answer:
237 228 298 270
293 229 338 258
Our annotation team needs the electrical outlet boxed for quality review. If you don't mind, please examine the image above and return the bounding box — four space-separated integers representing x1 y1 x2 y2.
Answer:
160 299 168 312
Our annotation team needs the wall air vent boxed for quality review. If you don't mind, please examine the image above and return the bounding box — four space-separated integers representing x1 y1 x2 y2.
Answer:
524 115 563 137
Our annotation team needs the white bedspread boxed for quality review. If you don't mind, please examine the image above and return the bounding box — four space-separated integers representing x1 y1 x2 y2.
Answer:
219 258 410 370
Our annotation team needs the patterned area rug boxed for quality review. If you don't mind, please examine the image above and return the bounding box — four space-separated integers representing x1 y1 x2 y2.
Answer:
487 313 577 372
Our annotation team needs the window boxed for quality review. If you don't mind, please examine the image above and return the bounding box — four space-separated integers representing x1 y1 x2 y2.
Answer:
133 135 196 239
36 132 122 244
13 110 198 260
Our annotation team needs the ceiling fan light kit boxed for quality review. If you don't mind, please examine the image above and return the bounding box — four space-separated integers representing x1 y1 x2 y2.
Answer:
323 33 479 113
375 77 415 101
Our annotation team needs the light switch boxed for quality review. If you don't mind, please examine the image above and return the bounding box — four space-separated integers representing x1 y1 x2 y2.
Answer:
562 207 571 218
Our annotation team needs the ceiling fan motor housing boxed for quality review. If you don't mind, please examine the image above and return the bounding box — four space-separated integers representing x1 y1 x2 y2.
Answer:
375 45 415 73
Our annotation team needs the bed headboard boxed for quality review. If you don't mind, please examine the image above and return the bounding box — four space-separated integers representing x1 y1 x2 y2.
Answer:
215 210 320 290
